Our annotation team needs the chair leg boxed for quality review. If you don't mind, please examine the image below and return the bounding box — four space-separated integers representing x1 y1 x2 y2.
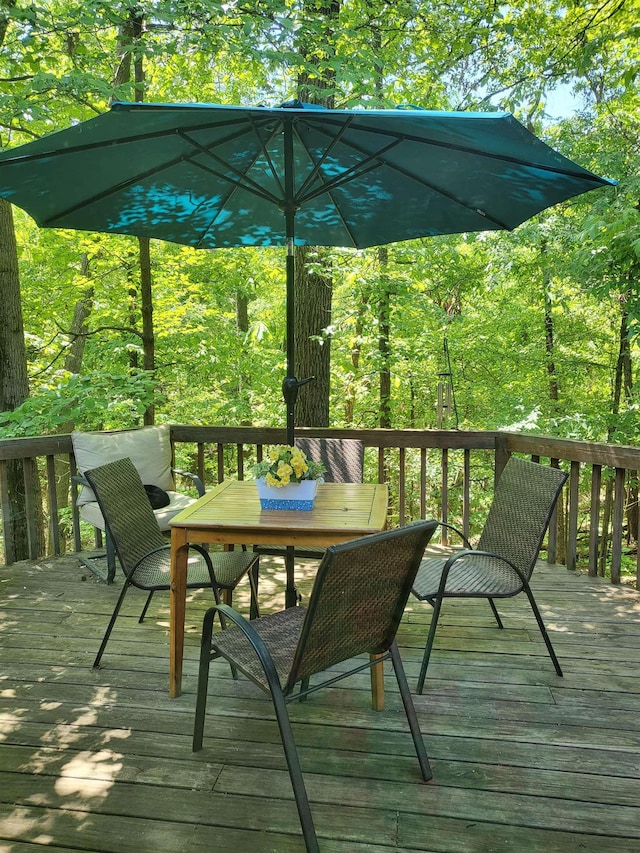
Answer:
105 530 117 584
272 687 319 853
193 608 217 751
523 585 563 676
139 590 154 623
417 594 444 694
93 578 133 668
298 676 310 703
390 641 432 781
249 560 260 620
488 597 504 629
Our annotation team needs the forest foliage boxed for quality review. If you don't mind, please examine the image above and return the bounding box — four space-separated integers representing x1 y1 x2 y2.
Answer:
0 0 638 443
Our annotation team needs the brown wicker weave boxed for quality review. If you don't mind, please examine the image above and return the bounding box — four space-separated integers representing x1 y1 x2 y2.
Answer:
193 520 438 853
85 457 259 669
254 437 365 576
412 456 568 693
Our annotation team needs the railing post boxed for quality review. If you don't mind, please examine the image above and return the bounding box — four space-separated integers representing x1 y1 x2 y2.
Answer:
494 433 509 483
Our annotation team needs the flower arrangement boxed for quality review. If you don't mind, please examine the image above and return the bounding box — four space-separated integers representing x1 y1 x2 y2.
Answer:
251 444 326 488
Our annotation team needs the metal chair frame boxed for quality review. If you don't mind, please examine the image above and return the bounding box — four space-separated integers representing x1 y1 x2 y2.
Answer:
193 521 437 853
411 457 567 693
85 457 259 669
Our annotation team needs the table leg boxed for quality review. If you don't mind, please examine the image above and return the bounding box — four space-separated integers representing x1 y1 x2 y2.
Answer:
285 545 298 608
170 529 189 698
369 653 385 711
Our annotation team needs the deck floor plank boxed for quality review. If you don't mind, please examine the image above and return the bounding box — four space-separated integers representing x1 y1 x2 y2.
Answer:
1 553 639 851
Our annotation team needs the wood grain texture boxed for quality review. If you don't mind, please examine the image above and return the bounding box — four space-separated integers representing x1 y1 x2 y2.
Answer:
0 553 639 852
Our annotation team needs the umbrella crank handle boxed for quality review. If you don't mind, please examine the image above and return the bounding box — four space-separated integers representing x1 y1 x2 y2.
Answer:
282 375 316 405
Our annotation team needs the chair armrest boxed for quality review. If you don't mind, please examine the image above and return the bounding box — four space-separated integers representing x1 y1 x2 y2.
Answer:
437 520 472 549
172 468 205 496
208 604 283 688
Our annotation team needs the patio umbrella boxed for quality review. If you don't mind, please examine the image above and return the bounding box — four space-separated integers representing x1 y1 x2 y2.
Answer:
0 100 614 442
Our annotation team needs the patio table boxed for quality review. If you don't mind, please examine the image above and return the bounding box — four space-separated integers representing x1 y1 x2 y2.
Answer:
169 479 389 702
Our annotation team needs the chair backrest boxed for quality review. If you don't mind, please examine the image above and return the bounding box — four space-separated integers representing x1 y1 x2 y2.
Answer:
295 438 364 483
84 457 167 576
72 425 175 506
478 457 568 580
284 521 438 692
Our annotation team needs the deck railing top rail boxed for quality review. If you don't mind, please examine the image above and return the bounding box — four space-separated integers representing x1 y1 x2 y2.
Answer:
1 425 639 588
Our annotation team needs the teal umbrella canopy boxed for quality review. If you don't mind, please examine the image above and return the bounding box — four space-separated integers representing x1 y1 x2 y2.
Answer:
0 100 614 440
0 100 613 248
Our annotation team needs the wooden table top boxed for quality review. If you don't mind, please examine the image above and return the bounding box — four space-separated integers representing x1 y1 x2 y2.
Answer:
169 480 389 547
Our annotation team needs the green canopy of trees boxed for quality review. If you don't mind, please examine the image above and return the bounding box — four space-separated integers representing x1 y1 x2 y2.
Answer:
0 0 638 443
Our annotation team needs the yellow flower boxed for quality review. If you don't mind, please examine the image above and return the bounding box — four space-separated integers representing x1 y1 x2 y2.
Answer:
251 444 325 486
276 461 292 484
291 456 308 478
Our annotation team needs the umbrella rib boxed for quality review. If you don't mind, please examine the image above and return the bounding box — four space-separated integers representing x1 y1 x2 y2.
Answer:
42 150 196 226
178 129 282 206
289 116 362 245
312 117 607 184
41 122 284 228
179 120 289 247
304 124 512 229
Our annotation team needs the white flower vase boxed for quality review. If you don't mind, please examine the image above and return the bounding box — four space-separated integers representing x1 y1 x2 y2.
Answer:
256 478 318 510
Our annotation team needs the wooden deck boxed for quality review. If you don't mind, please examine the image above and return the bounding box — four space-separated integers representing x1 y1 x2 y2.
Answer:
1 551 639 852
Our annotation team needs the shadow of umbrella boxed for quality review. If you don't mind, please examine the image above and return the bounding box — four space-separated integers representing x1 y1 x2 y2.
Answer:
0 100 614 442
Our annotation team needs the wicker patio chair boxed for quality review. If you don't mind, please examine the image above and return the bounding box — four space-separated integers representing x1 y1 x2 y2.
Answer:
254 437 364 565
411 456 567 694
72 425 205 583
85 457 260 669
193 520 438 853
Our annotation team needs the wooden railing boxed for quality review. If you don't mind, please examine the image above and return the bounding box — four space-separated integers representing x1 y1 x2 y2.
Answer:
1 425 639 588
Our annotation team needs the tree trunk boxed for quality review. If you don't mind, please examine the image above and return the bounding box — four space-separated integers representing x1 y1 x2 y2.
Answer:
115 9 155 424
139 235 155 424
344 291 365 425
378 247 392 428
599 296 633 575
0 198 44 560
55 255 94 553
293 0 340 430
294 246 332 427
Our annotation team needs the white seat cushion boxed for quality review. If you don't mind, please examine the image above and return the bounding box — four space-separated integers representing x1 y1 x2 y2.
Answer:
72 425 175 506
79 490 194 532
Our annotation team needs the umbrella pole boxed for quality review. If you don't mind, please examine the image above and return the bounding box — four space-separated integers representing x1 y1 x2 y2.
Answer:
281 120 314 448
283 236 296 447
282 241 315 447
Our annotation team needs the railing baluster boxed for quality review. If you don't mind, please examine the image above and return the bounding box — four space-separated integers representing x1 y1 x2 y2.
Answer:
462 449 470 541
0 459 15 565
547 459 560 565
46 454 60 556
567 461 580 571
589 464 602 577
441 448 448 545
611 467 625 584
398 447 406 525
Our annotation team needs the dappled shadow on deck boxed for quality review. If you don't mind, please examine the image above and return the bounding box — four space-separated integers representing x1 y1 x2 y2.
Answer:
1 552 639 852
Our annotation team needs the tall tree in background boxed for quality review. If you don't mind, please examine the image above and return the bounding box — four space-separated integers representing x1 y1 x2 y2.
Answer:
293 0 340 429
0 199 44 559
